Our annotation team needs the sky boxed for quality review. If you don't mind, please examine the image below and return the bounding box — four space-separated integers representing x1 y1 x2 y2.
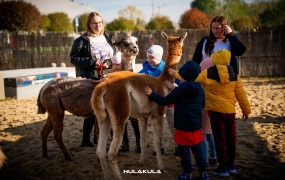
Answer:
73 0 255 26
73 0 196 26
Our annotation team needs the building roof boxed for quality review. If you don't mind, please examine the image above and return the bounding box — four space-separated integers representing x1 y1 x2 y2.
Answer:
24 0 96 21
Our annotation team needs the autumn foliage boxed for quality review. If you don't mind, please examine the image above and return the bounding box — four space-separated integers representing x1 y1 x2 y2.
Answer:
0 1 41 32
179 8 210 29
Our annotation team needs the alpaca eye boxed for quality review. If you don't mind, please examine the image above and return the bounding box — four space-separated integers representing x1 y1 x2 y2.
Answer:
123 42 129 47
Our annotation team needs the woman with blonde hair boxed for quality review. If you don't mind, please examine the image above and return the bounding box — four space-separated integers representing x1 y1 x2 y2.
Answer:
70 12 115 147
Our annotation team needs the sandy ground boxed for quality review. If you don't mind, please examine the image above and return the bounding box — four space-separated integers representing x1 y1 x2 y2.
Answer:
0 77 284 180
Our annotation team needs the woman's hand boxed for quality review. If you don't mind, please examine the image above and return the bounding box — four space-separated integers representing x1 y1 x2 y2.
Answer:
102 62 109 69
223 25 233 34
168 68 176 76
144 86 153 96
95 61 102 68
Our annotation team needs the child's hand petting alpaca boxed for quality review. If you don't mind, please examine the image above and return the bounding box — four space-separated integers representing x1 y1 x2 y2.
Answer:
168 68 176 76
144 86 153 96
165 80 177 90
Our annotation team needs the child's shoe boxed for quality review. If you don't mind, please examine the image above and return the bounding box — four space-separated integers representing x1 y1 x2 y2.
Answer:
212 168 229 177
209 158 217 166
178 173 191 180
119 141 129 152
134 143 141 153
228 165 237 174
200 172 210 180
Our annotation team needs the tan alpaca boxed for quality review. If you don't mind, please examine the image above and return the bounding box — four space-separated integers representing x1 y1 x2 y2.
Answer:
37 35 139 160
0 149 7 169
91 31 187 179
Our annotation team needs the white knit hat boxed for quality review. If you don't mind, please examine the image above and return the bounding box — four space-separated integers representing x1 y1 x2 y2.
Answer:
111 52 122 64
146 45 163 60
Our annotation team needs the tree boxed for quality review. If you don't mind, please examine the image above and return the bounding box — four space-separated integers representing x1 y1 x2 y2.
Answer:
76 13 88 32
146 15 174 30
118 6 144 23
117 6 146 30
0 1 41 31
191 0 217 14
231 17 253 31
106 17 136 31
40 15 51 31
47 12 73 32
179 8 210 29
222 0 249 23
259 0 285 26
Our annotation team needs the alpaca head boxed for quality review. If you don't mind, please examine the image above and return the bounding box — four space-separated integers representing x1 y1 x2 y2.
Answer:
161 31 187 56
113 36 139 58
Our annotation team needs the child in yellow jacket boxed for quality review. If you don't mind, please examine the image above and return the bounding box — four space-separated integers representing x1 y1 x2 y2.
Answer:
169 49 251 177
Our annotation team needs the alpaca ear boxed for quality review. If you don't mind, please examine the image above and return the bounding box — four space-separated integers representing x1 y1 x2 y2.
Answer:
179 32 187 43
161 31 169 40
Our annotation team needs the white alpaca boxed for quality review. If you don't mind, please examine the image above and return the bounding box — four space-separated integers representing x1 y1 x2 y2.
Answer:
91 31 187 179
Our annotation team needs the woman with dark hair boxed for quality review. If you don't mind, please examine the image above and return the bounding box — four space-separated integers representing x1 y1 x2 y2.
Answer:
70 12 115 147
192 16 246 74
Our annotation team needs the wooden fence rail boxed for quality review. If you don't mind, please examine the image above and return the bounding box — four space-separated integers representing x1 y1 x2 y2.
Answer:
1 26 285 77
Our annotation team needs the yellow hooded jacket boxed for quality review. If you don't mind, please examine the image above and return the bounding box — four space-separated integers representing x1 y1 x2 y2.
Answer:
195 65 251 115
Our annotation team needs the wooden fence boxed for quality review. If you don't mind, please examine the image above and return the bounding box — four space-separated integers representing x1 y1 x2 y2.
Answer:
1 26 285 77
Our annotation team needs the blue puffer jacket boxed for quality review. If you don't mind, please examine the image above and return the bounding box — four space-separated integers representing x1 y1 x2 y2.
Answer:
138 59 165 77
149 81 205 132
139 59 181 85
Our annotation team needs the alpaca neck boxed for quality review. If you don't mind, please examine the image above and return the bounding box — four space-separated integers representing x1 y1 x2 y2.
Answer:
159 53 181 83
121 55 136 72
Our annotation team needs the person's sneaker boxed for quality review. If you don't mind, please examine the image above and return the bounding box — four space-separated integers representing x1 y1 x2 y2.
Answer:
80 141 94 147
200 172 210 180
212 168 229 177
152 148 164 156
228 166 237 174
173 147 179 156
209 158 217 166
119 143 129 152
135 145 141 153
178 173 192 180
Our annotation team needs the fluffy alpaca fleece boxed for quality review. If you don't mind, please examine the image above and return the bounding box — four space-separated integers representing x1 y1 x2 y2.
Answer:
37 35 139 160
91 31 187 180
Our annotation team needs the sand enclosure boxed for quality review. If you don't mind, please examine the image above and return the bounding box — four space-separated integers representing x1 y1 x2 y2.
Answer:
0 77 284 179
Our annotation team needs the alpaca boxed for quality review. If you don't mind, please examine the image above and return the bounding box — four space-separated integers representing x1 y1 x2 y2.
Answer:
37 35 139 160
0 148 7 169
91 31 187 179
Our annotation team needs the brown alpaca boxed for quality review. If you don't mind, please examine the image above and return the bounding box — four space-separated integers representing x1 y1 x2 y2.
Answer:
91 31 187 179
0 148 7 169
37 35 139 160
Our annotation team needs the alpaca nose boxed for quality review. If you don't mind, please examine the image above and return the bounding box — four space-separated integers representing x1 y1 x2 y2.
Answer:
131 46 139 53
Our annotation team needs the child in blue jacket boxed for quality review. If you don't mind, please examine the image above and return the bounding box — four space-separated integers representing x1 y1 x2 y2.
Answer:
144 61 209 180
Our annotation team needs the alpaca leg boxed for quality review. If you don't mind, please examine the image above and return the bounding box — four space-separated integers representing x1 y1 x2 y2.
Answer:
52 115 71 160
93 115 99 144
152 116 164 171
96 117 112 180
41 115 53 158
107 118 127 180
139 118 148 164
